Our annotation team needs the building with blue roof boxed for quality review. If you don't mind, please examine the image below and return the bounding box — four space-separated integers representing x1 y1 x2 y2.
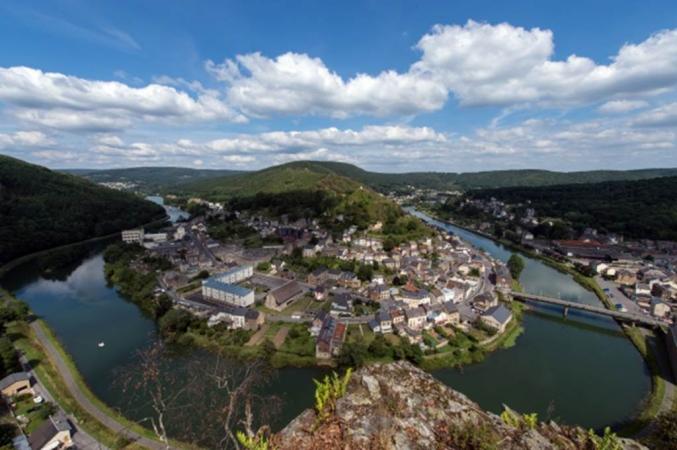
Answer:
202 276 254 307
213 265 253 284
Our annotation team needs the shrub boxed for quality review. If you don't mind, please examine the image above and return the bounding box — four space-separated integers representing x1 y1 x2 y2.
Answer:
587 427 622 450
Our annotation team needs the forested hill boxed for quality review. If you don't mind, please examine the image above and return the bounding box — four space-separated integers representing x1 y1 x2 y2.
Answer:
179 161 431 243
468 176 677 241
302 162 677 191
67 161 677 193
63 166 244 193
180 161 401 226
0 155 166 264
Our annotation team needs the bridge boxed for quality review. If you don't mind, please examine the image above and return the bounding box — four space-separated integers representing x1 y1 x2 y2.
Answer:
511 291 666 328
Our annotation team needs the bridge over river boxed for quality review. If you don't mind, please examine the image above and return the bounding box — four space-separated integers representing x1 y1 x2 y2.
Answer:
511 291 666 328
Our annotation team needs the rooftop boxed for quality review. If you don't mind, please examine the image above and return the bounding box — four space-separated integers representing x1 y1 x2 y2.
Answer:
203 278 252 297
484 304 513 325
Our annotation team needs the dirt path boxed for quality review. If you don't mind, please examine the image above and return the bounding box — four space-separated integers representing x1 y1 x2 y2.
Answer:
245 324 269 347
272 327 289 349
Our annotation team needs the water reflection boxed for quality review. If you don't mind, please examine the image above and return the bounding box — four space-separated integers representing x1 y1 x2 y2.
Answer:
0 210 652 440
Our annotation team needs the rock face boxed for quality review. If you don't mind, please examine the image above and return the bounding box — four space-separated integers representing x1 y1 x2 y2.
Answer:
274 361 646 450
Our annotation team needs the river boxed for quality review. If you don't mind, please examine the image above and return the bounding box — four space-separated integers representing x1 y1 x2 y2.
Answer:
409 209 650 429
0 208 650 445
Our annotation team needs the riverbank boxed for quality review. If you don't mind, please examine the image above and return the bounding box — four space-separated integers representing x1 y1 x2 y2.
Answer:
5 312 180 449
422 208 675 437
0 215 168 279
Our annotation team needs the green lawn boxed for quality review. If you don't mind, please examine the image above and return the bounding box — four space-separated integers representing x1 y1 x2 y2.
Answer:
282 295 314 313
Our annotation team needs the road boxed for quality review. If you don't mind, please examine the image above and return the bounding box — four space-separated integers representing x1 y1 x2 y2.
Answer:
30 322 170 450
20 354 107 450
512 291 665 327
595 276 642 314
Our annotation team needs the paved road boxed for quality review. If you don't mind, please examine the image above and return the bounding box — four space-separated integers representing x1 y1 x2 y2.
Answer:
30 322 170 450
512 291 665 327
595 276 642 314
20 354 108 450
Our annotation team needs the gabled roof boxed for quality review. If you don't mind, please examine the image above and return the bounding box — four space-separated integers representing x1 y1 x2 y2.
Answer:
270 281 303 305
405 307 426 319
377 310 391 322
484 304 512 325
0 372 29 390
28 415 70 450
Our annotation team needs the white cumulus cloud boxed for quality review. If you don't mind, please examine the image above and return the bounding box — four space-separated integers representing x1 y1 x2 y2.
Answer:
207 21 677 117
0 66 247 132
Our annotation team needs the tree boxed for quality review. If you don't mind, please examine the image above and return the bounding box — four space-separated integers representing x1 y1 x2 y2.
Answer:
122 342 279 449
368 335 392 358
402 342 423 365
507 254 525 280
291 247 303 261
357 264 373 282
0 423 17 447
256 261 271 272
0 336 19 378
338 342 368 367
158 309 194 336
260 339 276 361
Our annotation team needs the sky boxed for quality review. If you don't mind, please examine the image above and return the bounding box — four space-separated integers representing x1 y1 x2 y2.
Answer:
1 0 677 173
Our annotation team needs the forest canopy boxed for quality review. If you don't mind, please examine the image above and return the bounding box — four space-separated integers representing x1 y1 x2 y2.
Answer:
467 176 677 241
0 155 165 264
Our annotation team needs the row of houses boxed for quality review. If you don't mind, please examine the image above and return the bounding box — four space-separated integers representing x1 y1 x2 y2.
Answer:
0 372 73 450
368 300 513 345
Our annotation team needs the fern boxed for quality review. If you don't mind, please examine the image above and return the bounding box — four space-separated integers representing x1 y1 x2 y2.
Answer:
587 427 622 450
500 407 538 430
522 413 538 429
236 430 270 450
313 368 353 424
500 408 521 428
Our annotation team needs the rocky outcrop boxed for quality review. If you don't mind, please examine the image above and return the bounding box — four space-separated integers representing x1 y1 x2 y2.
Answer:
274 361 646 450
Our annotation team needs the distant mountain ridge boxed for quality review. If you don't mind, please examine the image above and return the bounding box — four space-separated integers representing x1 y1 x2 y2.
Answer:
0 156 166 264
70 161 677 192
62 167 244 193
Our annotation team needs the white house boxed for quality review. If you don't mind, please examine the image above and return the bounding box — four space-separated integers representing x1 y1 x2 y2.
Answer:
202 278 255 307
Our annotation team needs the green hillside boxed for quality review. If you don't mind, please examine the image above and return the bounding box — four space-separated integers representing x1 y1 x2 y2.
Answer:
181 161 430 242
179 160 677 192
0 155 166 264
237 161 677 191
68 161 677 193
453 168 677 190
63 167 244 193
467 176 677 241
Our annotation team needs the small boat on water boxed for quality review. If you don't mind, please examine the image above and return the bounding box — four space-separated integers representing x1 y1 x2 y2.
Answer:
98 342 105 348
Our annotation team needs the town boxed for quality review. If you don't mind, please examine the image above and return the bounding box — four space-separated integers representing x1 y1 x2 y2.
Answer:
118 197 516 365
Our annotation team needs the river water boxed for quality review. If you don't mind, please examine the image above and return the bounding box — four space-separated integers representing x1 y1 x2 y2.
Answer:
0 208 650 444
409 210 649 429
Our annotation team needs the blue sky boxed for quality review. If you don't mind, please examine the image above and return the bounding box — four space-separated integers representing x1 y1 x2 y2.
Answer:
1 0 676 172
